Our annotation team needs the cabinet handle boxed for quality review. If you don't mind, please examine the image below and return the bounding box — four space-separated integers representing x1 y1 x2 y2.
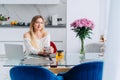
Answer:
0 41 23 42
52 41 63 42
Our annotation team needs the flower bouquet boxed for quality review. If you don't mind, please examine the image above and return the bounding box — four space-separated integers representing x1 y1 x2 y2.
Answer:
70 18 94 60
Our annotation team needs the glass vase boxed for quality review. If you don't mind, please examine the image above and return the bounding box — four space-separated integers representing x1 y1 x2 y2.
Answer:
80 38 85 61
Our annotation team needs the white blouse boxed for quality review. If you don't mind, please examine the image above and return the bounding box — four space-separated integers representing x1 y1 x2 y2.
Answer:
24 33 50 56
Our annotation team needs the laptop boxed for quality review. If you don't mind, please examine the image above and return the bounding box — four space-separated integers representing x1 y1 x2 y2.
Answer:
4 44 24 65
4 44 53 66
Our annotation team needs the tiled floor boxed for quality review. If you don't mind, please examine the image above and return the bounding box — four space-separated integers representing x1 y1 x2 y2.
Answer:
0 56 11 80
0 66 11 80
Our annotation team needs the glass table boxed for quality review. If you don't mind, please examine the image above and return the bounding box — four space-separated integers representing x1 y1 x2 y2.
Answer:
0 53 104 80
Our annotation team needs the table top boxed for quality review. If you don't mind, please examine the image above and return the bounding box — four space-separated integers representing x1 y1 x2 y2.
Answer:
0 53 104 67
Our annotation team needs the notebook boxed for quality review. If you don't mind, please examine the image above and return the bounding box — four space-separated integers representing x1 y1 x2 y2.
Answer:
4 44 24 65
4 44 54 66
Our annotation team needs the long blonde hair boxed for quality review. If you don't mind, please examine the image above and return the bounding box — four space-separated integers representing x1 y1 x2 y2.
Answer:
29 15 45 49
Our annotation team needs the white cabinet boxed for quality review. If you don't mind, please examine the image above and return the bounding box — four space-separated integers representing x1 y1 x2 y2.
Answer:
46 28 66 52
0 27 66 55
0 28 29 55
0 0 60 4
0 28 29 41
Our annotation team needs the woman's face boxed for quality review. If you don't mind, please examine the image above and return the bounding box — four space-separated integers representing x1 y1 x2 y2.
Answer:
33 18 44 31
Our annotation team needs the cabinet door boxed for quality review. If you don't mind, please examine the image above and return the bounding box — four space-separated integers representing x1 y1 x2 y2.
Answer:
46 28 66 53
0 28 29 41
54 41 64 50
0 0 59 4
46 28 66 41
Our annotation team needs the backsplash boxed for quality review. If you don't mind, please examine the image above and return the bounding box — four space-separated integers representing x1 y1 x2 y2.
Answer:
0 1 66 24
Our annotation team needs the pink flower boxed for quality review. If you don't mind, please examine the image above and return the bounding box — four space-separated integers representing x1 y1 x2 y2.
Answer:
70 18 95 39
71 18 94 30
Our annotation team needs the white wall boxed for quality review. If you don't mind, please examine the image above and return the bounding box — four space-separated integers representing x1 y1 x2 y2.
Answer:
99 0 110 40
67 0 107 53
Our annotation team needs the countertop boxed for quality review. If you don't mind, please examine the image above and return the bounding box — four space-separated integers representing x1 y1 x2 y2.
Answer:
0 24 66 28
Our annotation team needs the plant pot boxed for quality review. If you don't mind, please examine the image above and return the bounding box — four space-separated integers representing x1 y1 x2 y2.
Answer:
0 21 6 25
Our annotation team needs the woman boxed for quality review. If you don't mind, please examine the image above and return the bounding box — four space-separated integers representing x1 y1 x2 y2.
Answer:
23 15 53 57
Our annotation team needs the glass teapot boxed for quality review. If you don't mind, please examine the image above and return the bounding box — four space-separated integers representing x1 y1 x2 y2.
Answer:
56 50 64 65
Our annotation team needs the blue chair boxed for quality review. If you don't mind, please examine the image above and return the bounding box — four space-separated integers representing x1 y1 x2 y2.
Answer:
10 66 63 80
57 61 103 80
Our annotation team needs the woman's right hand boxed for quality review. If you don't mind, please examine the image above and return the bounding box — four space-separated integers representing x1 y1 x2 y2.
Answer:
37 51 49 57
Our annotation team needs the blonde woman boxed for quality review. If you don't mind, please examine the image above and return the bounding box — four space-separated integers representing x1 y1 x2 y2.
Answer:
23 15 53 57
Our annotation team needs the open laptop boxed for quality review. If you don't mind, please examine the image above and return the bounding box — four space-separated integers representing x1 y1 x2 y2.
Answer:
4 44 53 66
4 44 24 65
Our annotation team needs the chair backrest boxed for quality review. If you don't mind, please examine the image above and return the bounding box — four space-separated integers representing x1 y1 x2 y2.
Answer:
50 41 57 53
85 43 104 53
10 66 60 80
63 61 103 80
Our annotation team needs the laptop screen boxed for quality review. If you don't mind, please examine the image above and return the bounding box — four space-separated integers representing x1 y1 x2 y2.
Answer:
4 44 24 60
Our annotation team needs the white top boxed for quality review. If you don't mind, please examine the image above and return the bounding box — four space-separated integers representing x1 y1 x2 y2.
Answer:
24 33 50 56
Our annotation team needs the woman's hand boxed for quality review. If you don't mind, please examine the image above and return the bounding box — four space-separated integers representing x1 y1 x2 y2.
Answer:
37 51 49 57
43 46 54 54
50 46 54 53
37 46 54 56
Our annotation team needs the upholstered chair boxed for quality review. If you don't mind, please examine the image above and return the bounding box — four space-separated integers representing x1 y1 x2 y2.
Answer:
10 66 63 80
85 43 104 53
57 61 103 80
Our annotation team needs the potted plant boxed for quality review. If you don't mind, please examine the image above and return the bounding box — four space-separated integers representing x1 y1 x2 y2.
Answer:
0 14 10 25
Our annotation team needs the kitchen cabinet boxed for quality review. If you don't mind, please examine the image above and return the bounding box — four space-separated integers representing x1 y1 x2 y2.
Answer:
0 28 28 55
0 28 29 41
0 0 60 4
0 27 66 55
46 28 66 53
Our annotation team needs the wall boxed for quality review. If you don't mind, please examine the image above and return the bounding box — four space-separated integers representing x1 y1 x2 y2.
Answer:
66 0 109 54
0 0 66 24
103 0 120 80
99 0 110 40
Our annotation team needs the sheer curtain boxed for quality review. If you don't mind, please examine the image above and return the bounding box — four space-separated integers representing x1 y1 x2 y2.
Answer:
103 0 120 80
